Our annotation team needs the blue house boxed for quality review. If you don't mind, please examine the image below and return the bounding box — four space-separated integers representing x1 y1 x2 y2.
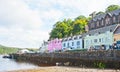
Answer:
62 35 83 51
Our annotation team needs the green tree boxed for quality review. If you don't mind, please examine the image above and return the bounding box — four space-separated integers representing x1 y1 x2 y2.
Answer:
105 5 120 12
63 19 73 36
49 15 88 39
72 18 88 35
75 15 86 20
49 19 73 39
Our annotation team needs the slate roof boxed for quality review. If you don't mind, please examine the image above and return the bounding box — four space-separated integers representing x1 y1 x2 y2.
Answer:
62 35 82 42
91 9 120 21
83 24 119 37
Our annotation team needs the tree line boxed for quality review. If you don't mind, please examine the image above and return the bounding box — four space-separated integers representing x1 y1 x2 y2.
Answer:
49 5 120 39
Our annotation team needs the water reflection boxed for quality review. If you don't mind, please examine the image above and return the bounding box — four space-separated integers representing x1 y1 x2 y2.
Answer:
0 55 39 72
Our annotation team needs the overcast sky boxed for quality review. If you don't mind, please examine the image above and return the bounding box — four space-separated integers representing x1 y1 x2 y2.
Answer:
0 0 119 48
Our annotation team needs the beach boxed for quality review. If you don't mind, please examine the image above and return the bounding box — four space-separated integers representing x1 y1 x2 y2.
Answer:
7 66 120 72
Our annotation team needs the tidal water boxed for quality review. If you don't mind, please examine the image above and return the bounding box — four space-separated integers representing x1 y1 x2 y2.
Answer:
0 55 39 72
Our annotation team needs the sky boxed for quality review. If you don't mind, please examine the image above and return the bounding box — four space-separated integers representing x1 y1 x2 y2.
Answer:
0 0 120 48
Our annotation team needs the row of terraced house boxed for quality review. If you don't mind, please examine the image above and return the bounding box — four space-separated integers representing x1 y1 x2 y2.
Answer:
39 9 120 53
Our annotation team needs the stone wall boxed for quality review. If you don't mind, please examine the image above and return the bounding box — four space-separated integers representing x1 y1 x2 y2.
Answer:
11 50 120 69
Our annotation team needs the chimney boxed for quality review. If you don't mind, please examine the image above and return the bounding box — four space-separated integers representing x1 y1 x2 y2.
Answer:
89 11 96 19
70 33 73 37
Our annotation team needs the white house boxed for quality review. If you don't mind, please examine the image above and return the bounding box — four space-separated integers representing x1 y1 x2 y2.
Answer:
39 41 48 53
17 49 30 54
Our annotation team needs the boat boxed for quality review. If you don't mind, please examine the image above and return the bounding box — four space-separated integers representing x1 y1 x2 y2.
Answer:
2 55 11 58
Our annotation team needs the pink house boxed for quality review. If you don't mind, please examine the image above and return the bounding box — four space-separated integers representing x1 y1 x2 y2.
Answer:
48 38 62 52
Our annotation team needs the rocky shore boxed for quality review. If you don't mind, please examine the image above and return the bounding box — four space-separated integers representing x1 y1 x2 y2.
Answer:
7 66 120 72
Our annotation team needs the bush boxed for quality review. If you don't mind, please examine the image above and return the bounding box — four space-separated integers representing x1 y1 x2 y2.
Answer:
94 62 106 69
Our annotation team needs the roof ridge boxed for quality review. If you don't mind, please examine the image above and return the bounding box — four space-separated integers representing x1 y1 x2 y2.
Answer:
92 9 120 21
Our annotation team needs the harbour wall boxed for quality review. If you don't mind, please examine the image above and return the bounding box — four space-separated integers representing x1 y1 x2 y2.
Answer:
10 50 120 69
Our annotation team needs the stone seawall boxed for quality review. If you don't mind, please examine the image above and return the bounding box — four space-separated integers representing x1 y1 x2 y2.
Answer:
10 50 120 69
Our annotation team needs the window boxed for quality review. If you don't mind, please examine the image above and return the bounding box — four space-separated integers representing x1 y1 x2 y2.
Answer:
79 36 81 39
77 41 80 45
94 39 97 43
72 42 74 46
91 40 92 44
105 16 110 25
98 32 101 34
63 43 66 47
99 38 101 42
105 37 108 42
86 40 88 44
96 21 99 27
118 15 120 23
74 37 77 40
110 29 112 32
102 38 104 42
105 18 108 24
69 38 72 40
67 43 69 47
101 19 104 26
113 16 116 23
91 22 95 28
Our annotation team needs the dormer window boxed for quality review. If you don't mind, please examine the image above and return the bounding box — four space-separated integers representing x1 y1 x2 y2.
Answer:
79 36 81 39
101 19 104 26
74 37 77 40
110 29 112 32
105 16 111 25
113 16 116 23
74 37 76 40
69 38 72 40
106 18 109 24
91 22 95 29
118 15 120 23
96 21 99 27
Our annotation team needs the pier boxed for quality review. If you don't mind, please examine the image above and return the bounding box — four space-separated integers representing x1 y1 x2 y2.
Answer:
10 50 120 69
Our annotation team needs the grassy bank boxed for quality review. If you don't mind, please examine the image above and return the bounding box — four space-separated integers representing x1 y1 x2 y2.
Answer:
0 45 20 54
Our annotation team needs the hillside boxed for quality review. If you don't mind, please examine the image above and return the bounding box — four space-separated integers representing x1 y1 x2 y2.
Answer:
0 45 20 54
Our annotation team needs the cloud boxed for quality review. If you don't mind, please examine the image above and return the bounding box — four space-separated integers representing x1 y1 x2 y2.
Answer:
0 0 42 29
0 0 48 48
41 9 64 21
25 0 120 18
0 26 49 48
